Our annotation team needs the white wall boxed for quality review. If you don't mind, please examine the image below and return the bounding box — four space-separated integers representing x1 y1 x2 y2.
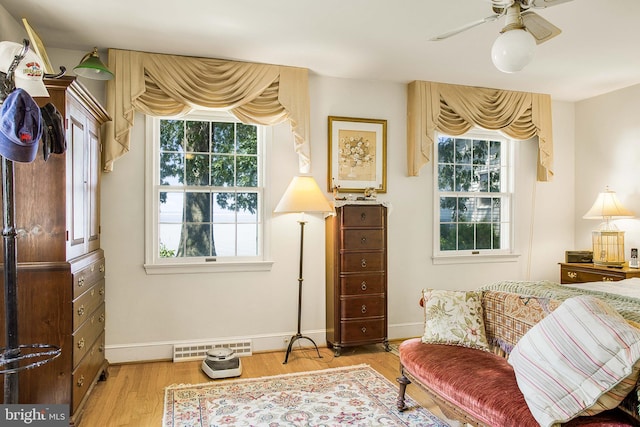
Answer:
575 84 640 255
0 5 578 363
99 74 576 362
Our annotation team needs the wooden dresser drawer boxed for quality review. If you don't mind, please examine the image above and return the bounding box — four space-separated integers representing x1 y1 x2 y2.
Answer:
72 332 105 413
340 275 384 295
558 263 640 284
340 296 385 319
340 319 385 343
73 279 105 330
73 303 105 367
73 257 105 299
341 251 385 272
342 229 384 250
341 205 384 228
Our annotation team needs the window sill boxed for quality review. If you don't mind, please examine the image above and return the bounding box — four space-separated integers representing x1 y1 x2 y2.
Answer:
432 253 521 265
144 260 274 275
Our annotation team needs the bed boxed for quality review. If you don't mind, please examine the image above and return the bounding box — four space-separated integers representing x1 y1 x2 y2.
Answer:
479 279 640 325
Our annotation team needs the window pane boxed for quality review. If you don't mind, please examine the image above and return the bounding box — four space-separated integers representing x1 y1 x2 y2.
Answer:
212 224 235 256
211 155 234 186
474 165 488 192
184 224 211 256
472 139 488 165
159 153 184 185
185 121 210 153
490 140 501 165
160 120 184 152
185 192 211 223
212 122 234 153
476 223 492 249
237 224 258 256
237 193 258 222
440 197 457 222
437 136 454 163
438 164 454 191
455 139 471 164
159 192 183 223
493 223 501 249
457 197 470 222
236 123 258 155
186 154 210 186
159 224 182 258
237 156 257 187
440 224 457 251
213 192 236 222
458 224 474 250
455 165 472 191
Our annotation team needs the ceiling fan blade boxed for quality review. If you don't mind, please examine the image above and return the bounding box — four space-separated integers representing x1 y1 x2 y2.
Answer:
521 11 562 44
429 14 502 41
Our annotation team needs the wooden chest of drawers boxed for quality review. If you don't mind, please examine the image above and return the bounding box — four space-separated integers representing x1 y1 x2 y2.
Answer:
325 203 389 356
559 262 640 284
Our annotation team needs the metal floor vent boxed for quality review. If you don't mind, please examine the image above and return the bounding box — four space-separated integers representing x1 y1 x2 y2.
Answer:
172 340 252 362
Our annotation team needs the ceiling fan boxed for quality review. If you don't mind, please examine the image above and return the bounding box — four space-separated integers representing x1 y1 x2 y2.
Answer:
431 0 573 73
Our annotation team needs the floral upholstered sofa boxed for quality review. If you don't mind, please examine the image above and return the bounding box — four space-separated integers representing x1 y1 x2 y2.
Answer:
396 289 640 427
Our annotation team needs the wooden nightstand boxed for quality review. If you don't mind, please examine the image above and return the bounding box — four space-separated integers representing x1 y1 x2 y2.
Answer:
559 263 640 284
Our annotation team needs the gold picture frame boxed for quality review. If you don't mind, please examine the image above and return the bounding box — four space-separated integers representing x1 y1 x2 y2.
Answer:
328 116 387 193
22 18 54 74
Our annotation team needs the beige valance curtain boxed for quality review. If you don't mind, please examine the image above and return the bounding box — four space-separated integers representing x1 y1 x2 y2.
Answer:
103 49 310 172
407 80 553 181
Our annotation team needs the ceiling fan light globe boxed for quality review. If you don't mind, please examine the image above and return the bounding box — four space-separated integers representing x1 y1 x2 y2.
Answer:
491 29 536 73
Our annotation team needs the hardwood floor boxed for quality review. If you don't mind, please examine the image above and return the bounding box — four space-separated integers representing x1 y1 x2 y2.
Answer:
79 343 451 426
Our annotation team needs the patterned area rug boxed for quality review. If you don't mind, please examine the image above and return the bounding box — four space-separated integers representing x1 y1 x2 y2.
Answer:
163 364 450 426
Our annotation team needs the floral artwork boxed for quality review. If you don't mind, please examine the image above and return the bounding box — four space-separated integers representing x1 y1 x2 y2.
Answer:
338 130 376 181
328 117 387 193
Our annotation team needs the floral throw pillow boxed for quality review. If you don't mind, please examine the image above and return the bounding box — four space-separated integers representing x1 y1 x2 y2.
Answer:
421 289 490 351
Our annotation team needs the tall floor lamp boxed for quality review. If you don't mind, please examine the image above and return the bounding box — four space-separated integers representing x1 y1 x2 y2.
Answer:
274 176 333 364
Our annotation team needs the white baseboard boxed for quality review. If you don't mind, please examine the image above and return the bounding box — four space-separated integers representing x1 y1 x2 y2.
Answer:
105 322 423 364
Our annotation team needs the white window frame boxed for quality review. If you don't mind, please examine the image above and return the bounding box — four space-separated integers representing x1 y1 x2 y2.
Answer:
432 129 519 264
144 111 273 274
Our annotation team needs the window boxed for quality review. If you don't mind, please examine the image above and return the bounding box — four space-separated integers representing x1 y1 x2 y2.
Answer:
434 130 515 262
144 112 273 274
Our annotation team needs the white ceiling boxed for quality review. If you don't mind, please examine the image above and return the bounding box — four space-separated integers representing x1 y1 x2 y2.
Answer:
2 0 639 102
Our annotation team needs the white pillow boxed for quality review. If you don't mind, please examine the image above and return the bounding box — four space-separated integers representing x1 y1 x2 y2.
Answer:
421 289 490 351
508 295 640 427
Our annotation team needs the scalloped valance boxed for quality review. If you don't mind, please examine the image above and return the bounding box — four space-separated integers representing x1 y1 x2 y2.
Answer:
103 49 310 173
407 80 553 181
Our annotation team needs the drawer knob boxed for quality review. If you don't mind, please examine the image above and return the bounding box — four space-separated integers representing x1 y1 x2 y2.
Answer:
360 212 367 221
361 236 367 244
361 305 367 314
77 305 85 316
100 264 105 273
361 259 367 268
77 375 85 387
603 277 614 282
99 287 105 296
361 327 367 334
78 277 85 287
78 338 85 350
361 281 367 291
99 314 105 323
567 272 577 279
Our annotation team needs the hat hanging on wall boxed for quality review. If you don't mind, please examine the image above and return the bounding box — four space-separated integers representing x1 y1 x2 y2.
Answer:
40 102 66 161
73 47 113 80
0 88 43 163
0 41 49 97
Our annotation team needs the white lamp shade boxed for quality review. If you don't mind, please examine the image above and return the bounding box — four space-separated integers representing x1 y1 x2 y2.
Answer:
583 189 634 220
491 29 536 73
274 176 332 213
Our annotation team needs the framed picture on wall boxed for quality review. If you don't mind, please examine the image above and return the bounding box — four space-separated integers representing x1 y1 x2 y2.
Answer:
328 116 387 193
